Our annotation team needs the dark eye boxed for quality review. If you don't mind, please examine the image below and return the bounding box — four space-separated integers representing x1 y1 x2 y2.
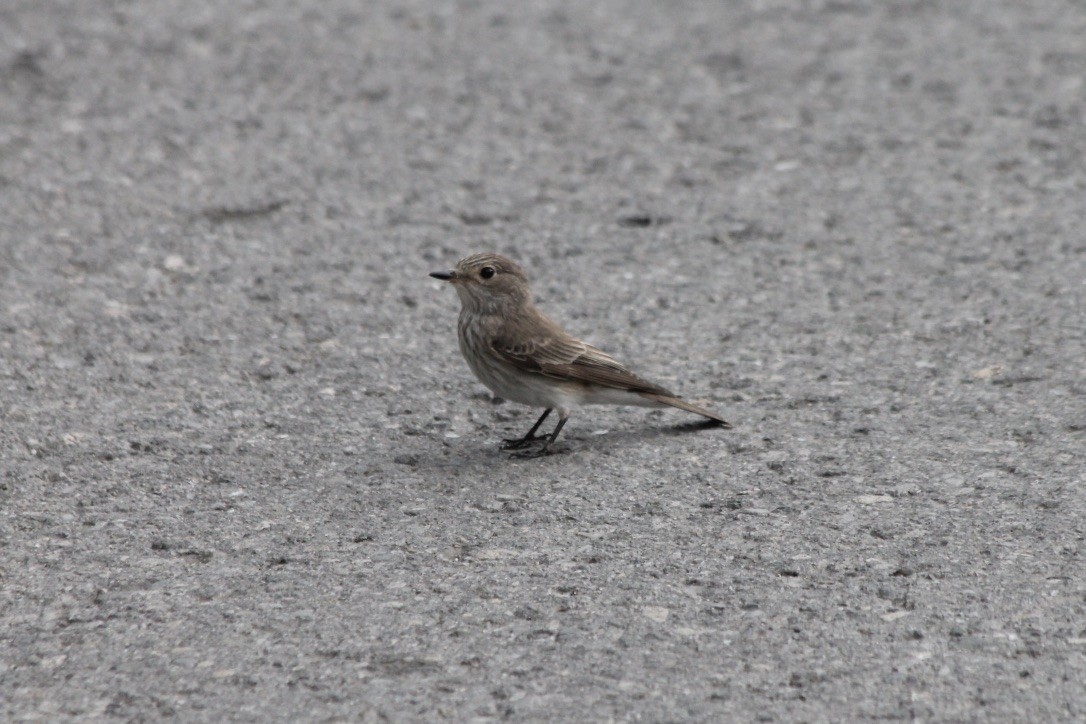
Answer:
480 266 495 279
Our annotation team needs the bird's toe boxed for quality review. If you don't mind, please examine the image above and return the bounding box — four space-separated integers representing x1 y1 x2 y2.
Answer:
500 436 539 450
508 441 565 459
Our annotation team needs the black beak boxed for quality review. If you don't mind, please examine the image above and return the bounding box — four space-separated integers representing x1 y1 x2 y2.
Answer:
429 270 455 281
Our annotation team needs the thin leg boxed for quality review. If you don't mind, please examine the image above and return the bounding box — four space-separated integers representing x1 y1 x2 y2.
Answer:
501 408 552 450
545 416 568 446
512 413 569 458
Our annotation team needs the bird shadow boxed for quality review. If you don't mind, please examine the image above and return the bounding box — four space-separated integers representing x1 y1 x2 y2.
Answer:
402 416 731 474
496 416 730 462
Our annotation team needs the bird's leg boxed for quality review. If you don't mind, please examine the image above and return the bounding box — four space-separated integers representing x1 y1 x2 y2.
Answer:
511 414 569 458
501 408 552 450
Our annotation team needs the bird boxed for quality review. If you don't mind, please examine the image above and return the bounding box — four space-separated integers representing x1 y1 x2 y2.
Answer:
430 252 730 456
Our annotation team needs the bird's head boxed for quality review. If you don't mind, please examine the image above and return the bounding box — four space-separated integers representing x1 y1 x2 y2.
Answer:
430 253 531 312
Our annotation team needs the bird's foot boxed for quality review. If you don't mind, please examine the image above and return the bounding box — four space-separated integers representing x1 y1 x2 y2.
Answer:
509 442 556 459
507 436 567 459
500 435 544 450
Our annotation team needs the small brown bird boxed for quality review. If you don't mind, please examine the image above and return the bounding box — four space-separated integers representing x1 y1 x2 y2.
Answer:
430 253 730 456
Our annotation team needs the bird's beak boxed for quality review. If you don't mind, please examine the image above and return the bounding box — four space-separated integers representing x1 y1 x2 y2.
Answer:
429 270 456 281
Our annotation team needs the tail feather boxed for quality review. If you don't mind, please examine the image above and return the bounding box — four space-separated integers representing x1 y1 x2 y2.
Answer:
640 393 732 428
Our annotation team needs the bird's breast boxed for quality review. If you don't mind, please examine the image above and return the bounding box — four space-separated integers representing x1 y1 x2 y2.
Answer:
456 312 580 409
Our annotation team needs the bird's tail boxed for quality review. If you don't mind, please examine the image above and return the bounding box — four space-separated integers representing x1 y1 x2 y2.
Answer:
639 393 732 428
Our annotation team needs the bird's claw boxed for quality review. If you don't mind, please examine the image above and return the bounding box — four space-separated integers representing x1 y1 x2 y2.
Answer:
509 442 557 459
501 434 562 458
500 435 543 450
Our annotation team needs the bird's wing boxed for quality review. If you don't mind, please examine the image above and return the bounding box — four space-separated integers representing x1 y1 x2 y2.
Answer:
492 332 676 396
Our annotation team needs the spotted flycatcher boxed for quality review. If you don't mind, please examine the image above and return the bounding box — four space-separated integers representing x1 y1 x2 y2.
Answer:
430 253 730 456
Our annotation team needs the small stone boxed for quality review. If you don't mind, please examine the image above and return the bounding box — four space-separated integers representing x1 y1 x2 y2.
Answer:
163 255 189 272
972 364 1003 380
642 606 670 623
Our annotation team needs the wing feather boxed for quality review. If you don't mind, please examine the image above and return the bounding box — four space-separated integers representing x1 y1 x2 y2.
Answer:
492 331 675 396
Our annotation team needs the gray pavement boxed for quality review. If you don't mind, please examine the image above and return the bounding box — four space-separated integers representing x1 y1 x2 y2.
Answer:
2 0 1084 720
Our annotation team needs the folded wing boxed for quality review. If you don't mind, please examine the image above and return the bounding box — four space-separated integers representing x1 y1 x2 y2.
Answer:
492 333 676 397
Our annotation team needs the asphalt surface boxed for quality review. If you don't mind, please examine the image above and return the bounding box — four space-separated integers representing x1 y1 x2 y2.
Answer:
2 1 1084 721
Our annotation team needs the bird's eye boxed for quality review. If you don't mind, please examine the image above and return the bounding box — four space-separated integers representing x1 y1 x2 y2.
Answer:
480 266 495 279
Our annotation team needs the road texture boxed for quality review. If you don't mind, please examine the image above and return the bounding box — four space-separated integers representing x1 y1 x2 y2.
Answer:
2 0 1084 720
